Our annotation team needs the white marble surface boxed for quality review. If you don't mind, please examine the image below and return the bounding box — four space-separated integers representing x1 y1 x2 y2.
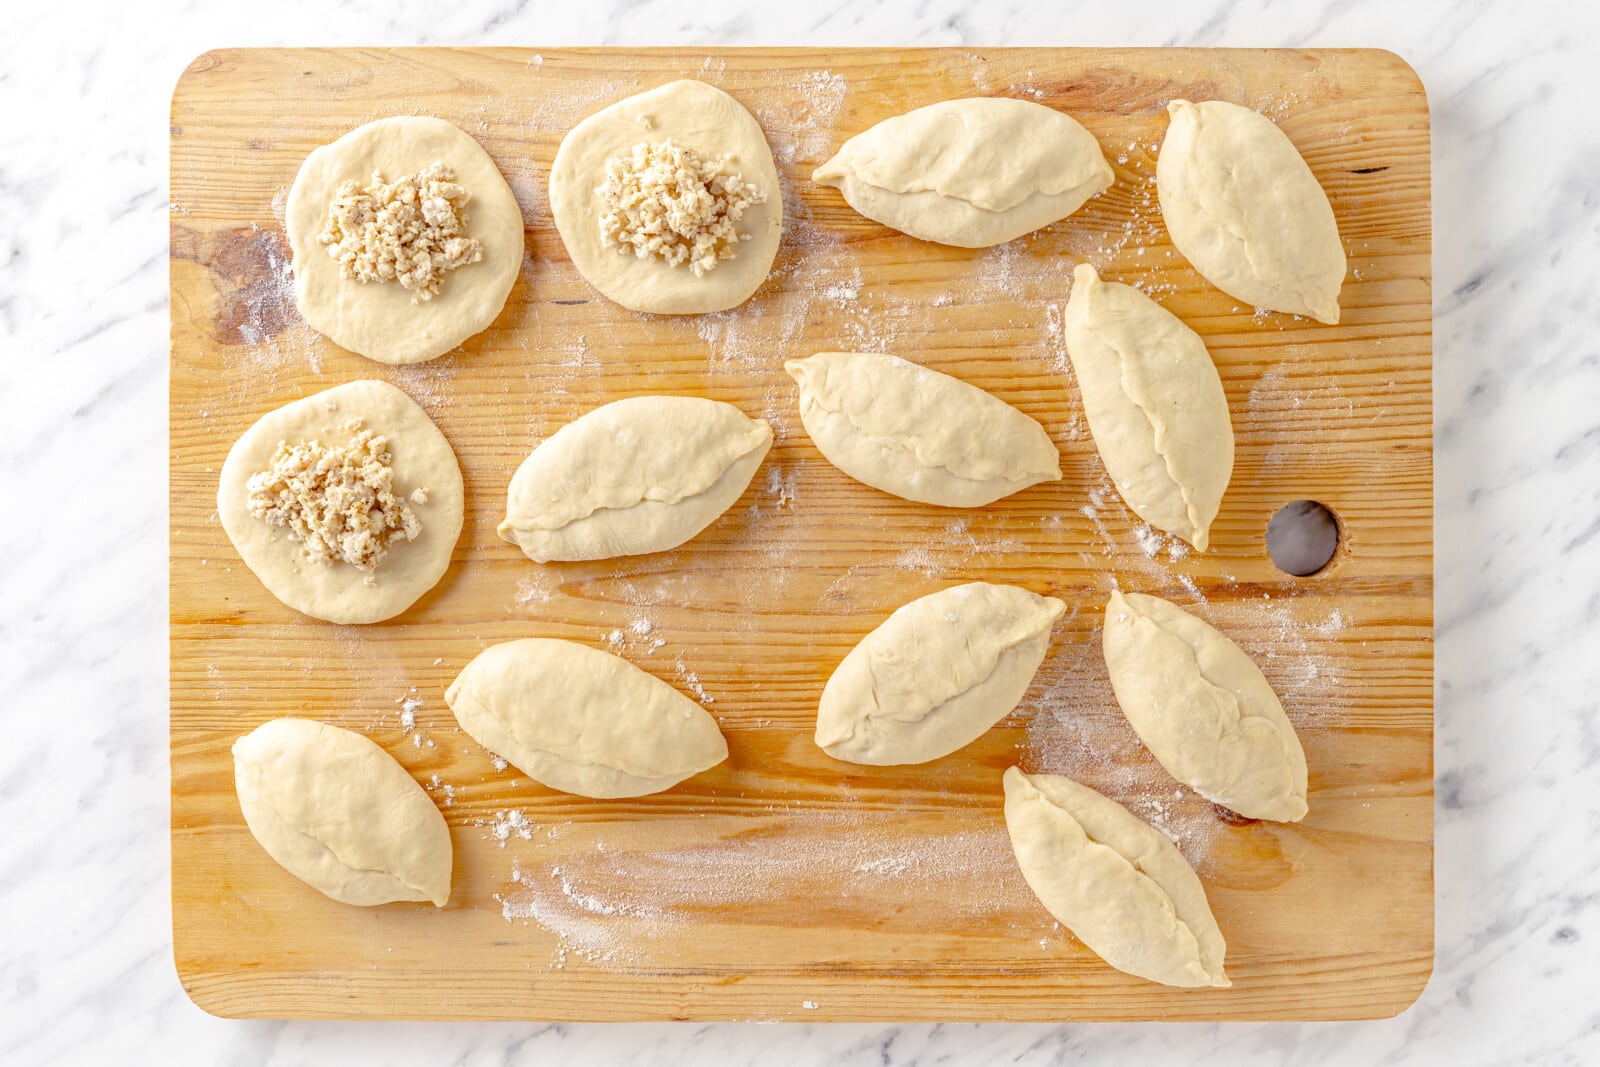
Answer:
3 0 1597 1063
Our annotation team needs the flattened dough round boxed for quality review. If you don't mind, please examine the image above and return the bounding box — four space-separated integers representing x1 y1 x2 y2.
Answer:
285 116 525 364
548 80 783 315
217 380 465 624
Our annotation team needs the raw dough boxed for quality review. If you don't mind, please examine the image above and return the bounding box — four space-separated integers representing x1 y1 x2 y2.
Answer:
1064 263 1233 551
285 116 525 364
445 638 729 798
816 583 1066 765
548 80 783 314
498 396 773 563
1103 590 1309 822
1002 767 1230 988
785 352 1061 508
1158 99 1345 324
218 380 464 624
813 97 1113 248
233 718 452 907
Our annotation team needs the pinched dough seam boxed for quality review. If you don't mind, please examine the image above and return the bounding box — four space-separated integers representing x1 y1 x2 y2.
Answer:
856 620 1045 731
1025 787 1210 972
1189 117 1328 315
807 394 1051 487
504 439 767 534
1129 608 1300 799
856 167 1108 218
462 691 703 780
854 113 1105 213
1100 333 1203 540
260 792 432 899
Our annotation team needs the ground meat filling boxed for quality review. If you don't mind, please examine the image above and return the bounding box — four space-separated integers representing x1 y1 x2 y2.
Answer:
246 425 423 572
319 161 483 301
596 139 766 276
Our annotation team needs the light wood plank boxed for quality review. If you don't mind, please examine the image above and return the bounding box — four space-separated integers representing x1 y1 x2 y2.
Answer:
170 46 1432 1021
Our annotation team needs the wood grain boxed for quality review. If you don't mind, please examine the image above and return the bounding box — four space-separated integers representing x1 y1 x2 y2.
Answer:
169 47 1432 1021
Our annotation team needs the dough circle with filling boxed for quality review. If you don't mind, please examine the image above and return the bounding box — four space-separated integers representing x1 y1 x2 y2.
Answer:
217 379 464 624
285 115 525 364
548 80 783 314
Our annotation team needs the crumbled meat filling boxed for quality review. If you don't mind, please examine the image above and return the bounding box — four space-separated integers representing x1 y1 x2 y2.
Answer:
246 424 423 572
319 161 483 301
596 139 766 276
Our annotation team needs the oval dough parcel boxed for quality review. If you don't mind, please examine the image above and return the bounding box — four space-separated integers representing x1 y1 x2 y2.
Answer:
812 97 1113 248
785 352 1061 508
1103 590 1309 822
1064 263 1234 551
445 638 729 798
548 80 783 314
1002 767 1230 988
217 379 465 624
498 395 773 563
233 718 453 907
816 583 1066 765
285 115 525 364
1158 99 1345 324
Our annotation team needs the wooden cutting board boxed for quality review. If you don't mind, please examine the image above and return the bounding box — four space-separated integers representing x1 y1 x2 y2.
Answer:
169 47 1432 1021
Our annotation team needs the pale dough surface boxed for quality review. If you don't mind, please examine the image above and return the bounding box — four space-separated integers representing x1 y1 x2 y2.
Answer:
548 80 783 314
816 583 1065 765
233 717 453 907
285 116 525 364
217 380 464 624
785 352 1061 508
813 97 1113 248
1103 590 1309 822
1158 99 1345 324
498 395 773 563
1002 767 1230 989
1064 263 1233 551
445 638 729 799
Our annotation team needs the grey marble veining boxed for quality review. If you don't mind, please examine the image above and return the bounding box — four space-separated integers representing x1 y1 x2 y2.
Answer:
3 0 1598 1063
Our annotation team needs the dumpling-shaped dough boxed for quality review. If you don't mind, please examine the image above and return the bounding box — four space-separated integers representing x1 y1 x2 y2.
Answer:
1158 99 1345 324
813 97 1113 248
1103 590 1308 822
217 379 465 624
497 396 773 563
445 638 728 798
1002 767 1229 988
1064 263 1233 551
233 718 453 907
548 80 783 314
816 583 1065 765
785 352 1061 508
285 116 525 364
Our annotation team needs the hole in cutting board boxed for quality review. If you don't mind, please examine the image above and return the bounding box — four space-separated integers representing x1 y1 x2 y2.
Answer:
1266 500 1341 576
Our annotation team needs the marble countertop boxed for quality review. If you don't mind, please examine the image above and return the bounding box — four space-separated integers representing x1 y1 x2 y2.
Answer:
4 1 1597 1063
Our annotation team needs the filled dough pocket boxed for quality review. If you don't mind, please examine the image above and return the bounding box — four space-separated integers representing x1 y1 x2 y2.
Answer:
785 352 1061 508
498 395 773 563
813 97 1113 248
233 718 453 907
815 582 1066 765
1157 99 1346 324
1063 263 1234 551
1102 590 1309 822
1002 767 1230 988
445 638 729 799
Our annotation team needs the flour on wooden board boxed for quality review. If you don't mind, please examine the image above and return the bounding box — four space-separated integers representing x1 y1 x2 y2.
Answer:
202 67 1359 980
490 810 1043 972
